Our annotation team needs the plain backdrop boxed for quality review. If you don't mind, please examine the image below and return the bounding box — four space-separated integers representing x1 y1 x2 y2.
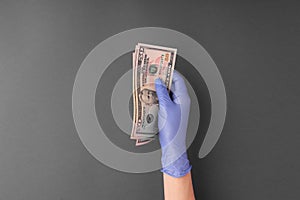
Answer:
0 0 299 199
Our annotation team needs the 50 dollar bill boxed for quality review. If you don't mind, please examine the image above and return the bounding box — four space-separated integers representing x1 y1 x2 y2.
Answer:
131 43 177 146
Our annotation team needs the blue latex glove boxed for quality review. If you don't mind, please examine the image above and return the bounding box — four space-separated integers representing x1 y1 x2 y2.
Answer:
155 70 192 178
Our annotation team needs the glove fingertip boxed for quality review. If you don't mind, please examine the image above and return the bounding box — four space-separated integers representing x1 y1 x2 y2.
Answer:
155 80 172 105
155 78 162 83
155 79 165 92
155 78 164 86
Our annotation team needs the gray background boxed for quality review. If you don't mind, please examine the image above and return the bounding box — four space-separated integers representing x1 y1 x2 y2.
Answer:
0 0 299 199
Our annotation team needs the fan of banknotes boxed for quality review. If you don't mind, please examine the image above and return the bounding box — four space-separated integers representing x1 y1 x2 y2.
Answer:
131 43 177 146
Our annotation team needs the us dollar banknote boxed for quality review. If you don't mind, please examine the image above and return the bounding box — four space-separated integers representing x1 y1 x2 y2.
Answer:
131 43 177 146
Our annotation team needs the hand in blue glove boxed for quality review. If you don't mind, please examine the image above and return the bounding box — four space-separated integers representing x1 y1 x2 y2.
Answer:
155 70 192 178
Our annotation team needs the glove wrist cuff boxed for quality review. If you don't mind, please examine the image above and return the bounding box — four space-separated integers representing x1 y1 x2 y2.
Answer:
161 152 192 178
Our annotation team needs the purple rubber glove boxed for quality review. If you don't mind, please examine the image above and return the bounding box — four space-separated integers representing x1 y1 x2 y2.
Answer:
155 70 192 178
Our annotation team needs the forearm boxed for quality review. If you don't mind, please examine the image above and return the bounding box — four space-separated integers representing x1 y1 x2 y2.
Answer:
163 171 195 200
